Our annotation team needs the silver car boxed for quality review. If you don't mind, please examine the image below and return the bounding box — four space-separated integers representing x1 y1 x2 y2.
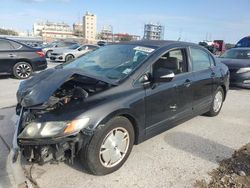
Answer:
42 41 79 58
50 44 99 62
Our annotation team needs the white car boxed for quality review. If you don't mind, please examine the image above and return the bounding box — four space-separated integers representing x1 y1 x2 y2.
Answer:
50 44 99 62
42 41 79 58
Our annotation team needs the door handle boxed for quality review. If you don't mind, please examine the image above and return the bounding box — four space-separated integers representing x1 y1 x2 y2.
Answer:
8 54 16 58
183 79 192 88
170 104 177 110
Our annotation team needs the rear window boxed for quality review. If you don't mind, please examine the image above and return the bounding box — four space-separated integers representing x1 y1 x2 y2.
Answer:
9 41 22 49
0 39 14 50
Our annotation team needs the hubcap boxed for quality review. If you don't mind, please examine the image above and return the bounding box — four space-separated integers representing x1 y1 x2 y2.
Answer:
99 127 130 168
213 91 223 112
16 63 32 78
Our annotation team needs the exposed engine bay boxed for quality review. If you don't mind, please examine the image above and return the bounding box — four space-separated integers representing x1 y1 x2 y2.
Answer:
15 74 112 165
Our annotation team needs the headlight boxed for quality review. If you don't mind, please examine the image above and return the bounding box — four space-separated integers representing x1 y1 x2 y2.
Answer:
236 67 250 74
19 117 90 138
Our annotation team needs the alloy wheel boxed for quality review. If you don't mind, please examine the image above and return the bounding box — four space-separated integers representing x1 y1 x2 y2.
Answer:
15 63 32 79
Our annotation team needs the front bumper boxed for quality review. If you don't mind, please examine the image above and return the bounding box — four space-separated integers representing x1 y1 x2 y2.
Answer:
230 71 250 89
50 55 65 62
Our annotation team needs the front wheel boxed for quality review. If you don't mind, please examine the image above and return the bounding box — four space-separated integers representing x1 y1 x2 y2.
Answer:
80 116 135 175
206 86 224 117
65 54 74 62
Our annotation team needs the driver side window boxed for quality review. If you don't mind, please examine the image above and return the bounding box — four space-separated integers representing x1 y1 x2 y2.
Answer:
153 48 188 76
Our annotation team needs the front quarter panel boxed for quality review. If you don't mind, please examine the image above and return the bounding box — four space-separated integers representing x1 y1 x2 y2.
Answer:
81 83 146 143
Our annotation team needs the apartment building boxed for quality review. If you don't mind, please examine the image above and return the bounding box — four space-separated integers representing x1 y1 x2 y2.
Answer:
143 23 164 40
83 12 97 41
33 21 74 41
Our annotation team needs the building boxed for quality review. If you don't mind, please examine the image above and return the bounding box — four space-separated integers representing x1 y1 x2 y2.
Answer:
83 12 97 41
33 21 74 41
113 33 140 42
73 22 83 36
143 23 164 40
99 25 113 41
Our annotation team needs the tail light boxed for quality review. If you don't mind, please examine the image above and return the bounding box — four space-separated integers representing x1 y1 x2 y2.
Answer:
36 51 45 58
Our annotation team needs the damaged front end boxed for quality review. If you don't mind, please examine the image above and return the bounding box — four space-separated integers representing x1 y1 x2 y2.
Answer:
14 68 113 165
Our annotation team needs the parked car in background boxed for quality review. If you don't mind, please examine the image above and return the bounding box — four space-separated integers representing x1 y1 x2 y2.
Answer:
0 37 47 79
235 36 250 48
14 40 229 175
50 44 99 62
42 41 79 58
97 40 108 46
219 48 250 88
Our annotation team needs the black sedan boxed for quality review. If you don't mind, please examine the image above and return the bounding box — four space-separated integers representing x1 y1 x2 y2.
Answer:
0 37 47 79
12 40 229 175
219 48 250 88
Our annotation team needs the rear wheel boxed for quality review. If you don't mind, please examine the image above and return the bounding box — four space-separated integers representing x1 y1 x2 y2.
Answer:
206 86 224 116
80 116 135 175
13 62 33 79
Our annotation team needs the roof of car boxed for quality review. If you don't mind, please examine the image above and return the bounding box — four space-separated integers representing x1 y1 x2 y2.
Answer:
119 40 195 49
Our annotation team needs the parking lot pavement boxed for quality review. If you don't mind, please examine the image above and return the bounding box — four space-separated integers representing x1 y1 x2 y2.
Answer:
0 107 16 188
0 60 58 109
0 88 249 188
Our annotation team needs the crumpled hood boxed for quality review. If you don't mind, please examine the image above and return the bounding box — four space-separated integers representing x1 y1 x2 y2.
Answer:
17 67 116 107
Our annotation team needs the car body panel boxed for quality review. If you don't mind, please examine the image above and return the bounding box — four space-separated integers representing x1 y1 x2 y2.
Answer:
218 49 250 88
14 40 229 165
0 38 47 75
50 45 99 62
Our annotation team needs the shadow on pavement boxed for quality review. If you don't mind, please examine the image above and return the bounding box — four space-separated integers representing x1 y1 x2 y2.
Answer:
0 75 13 80
0 138 12 188
164 132 234 163
229 86 249 90
65 157 92 175
0 107 16 187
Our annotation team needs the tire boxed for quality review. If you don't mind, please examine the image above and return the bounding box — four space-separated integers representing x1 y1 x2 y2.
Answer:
80 116 135 175
65 54 74 62
46 50 52 58
13 62 33 79
206 86 224 117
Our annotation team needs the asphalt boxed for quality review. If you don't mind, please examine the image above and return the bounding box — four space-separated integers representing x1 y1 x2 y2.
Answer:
0 64 249 187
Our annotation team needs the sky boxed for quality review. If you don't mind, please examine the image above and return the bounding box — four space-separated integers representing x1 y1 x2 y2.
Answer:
1 0 250 43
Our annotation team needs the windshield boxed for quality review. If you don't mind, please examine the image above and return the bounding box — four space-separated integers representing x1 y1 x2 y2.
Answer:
220 49 250 59
63 44 155 81
68 44 80 50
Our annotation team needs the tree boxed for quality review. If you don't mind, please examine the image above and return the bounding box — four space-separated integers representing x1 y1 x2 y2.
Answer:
0 28 18 36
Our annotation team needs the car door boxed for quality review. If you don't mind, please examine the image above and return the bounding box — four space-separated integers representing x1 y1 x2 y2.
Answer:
145 48 193 134
189 47 214 114
0 39 17 73
75 46 87 57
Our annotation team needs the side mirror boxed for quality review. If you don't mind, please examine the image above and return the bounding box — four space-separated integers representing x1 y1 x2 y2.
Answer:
154 69 175 82
139 73 151 85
